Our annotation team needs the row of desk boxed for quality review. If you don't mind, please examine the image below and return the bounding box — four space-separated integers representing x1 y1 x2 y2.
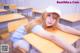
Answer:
17 7 80 23
0 13 25 23
0 8 80 36
62 13 80 22
1 8 80 22
23 30 79 53
0 9 9 15
0 9 7 12
32 8 80 23
0 13 28 39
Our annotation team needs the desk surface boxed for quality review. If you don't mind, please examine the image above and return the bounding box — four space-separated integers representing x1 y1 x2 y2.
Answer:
0 13 25 23
17 7 32 10
33 9 80 22
0 9 7 12
23 29 79 53
61 13 80 22
32 9 43 14
8 18 28 32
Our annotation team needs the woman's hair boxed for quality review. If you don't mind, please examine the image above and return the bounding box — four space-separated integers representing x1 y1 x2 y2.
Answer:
41 12 60 29
25 12 61 32
25 17 42 33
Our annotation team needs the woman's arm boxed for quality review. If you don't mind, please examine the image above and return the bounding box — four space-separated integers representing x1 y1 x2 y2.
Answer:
57 23 80 36
31 25 77 53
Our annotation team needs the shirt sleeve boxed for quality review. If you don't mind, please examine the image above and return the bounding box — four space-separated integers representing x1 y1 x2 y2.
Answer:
11 25 28 42
31 25 44 33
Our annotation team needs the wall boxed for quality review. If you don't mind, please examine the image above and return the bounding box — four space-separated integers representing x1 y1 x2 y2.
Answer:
29 0 80 14
0 0 30 7
0 0 80 16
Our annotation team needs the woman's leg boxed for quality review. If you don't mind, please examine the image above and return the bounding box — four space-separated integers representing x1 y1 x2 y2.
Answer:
13 40 30 53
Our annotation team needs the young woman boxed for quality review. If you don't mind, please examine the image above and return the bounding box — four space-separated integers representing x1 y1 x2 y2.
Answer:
11 6 80 53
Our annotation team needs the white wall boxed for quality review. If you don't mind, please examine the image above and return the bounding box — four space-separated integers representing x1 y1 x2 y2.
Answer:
0 0 6 8
0 0 30 7
29 0 80 14
0 0 80 14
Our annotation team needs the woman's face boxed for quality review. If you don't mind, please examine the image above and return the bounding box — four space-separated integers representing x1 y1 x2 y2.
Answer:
44 13 59 27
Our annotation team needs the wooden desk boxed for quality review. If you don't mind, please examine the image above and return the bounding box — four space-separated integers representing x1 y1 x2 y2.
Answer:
0 3 4 6
1 32 9 39
32 9 43 19
0 13 26 39
23 29 79 53
0 13 25 23
61 13 80 22
8 18 28 32
32 8 43 14
17 7 28 10
0 9 8 15
17 7 33 17
33 9 80 22
9 4 17 9
0 9 7 12
17 7 32 10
